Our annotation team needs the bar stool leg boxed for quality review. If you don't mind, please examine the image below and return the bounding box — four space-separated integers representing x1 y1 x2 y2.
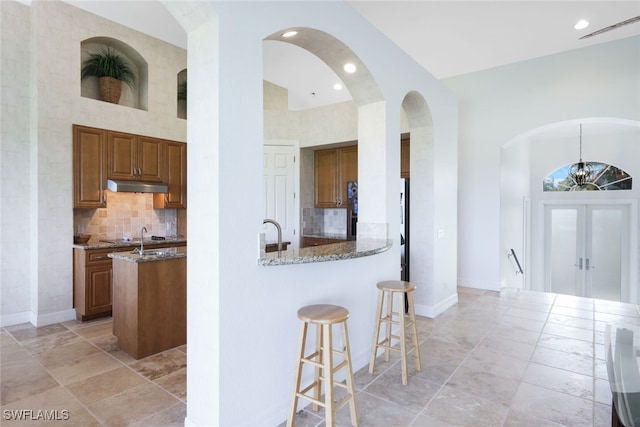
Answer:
398 291 408 385
287 321 308 427
341 321 359 427
322 323 335 426
407 292 422 372
313 324 322 411
384 290 393 362
368 289 384 374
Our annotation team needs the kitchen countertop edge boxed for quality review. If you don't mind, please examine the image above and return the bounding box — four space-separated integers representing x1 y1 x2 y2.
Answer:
108 247 187 263
73 238 187 250
258 239 392 266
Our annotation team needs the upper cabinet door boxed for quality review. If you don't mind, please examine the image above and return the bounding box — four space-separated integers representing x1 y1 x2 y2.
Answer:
73 125 107 208
137 136 163 182
107 131 137 180
154 141 186 209
107 132 163 182
338 146 358 204
314 148 339 208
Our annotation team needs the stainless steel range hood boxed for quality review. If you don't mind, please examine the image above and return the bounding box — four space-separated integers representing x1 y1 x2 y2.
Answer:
106 179 168 193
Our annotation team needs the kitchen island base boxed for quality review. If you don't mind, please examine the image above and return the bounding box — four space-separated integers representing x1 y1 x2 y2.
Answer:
112 255 186 359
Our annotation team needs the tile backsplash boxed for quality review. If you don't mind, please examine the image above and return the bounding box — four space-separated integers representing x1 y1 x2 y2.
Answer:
302 208 346 238
74 191 178 241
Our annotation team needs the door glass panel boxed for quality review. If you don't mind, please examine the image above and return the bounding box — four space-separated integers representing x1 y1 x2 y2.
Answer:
550 209 578 296
590 209 622 301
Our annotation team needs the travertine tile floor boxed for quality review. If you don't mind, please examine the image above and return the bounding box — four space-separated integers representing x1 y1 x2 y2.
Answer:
1 287 639 426
284 287 640 427
1 316 186 426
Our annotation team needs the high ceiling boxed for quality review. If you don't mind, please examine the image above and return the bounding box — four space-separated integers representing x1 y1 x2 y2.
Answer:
65 1 640 110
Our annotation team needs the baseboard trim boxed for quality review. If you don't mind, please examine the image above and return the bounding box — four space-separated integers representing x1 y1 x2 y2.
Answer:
1 311 32 328
415 292 458 318
31 309 76 327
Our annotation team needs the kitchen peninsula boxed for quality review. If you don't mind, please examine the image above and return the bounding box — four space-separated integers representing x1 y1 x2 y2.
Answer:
109 247 187 359
258 238 392 266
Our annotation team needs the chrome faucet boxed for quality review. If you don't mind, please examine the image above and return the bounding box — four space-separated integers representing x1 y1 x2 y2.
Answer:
138 226 148 254
263 219 282 257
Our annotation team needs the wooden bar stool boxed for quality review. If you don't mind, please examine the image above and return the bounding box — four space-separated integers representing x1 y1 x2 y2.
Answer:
368 280 421 385
287 304 358 427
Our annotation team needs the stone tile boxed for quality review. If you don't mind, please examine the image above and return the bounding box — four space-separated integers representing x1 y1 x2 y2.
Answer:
446 364 521 406
154 367 186 401
462 347 529 381
33 339 101 369
0 358 59 405
335 391 418 427
0 337 31 365
498 314 546 333
88 382 180 426
410 413 457 427
554 296 594 311
489 323 541 346
4 323 68 342
363 368 440 412
72 320 114 340
47 351 122 385
424 384 508 427
594 311 640 326
530 346 593 376
503 409 565 426
593 300 639 317
537 333 594 357
405 354 459 386
0 386 102 426
594 402 613 427
66 366 147 405
129 348 186 381
131 402 186 427
547 313 594 330
542 322 594 342
476 335 536 361
551 305 594 320
505 307 550 322
594 377 612 405
20 330 83 357
90 333 137 364
417 337 471 366
522 362 593 400
277 407 323 427
510 382 593 426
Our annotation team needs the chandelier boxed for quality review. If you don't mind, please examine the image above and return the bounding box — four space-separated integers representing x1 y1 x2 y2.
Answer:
569 124 592 186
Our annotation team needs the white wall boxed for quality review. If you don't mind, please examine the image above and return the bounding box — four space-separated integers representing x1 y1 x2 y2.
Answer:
0 0 186 326
445 35 640 291
166 2 457 426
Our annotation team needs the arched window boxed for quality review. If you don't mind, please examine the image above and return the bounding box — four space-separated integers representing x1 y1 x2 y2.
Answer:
543 162 632 191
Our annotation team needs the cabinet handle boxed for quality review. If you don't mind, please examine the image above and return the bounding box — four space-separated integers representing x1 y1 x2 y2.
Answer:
138 167 142 177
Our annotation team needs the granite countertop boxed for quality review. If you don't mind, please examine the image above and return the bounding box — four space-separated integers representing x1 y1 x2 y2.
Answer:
108 246 187 263
301 234 347 240
73 237 187 250
258 239 392 266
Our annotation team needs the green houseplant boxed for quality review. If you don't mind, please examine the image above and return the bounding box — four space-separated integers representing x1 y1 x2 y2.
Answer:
81 47 136 104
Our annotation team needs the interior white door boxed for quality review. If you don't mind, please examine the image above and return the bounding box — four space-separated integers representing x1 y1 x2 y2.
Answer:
545 204 629 302
263 145 297 249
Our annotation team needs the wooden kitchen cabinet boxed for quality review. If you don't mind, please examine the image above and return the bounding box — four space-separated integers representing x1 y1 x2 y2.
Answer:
73 242 186 322
401 135 410 178
107 131 163 182
314 145 357 208
154 141 186 209
73 125 107 208
301 237 346 248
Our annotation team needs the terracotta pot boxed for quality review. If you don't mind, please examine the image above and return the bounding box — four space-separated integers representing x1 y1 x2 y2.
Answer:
98 77 122 104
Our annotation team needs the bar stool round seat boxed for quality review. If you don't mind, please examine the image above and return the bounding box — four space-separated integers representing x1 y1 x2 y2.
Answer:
287 304 358 427
369 280 421 385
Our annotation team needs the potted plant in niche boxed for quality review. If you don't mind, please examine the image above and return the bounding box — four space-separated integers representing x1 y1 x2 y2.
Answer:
81 47 136 104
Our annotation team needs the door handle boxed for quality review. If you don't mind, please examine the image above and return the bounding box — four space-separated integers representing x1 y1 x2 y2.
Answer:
586 258 595 270
575 257 583 270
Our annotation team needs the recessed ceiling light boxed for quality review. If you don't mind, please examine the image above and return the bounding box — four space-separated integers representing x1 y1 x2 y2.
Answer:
343 63 357 73
282 30 298 38
574 19 590 30
333 83 343 91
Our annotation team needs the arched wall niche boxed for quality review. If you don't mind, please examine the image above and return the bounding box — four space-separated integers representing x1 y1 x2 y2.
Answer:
401 91 437 312
80 36 149 110
177 68 187 119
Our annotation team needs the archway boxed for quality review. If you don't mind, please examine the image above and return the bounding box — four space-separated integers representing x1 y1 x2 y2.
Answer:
500 118 640 302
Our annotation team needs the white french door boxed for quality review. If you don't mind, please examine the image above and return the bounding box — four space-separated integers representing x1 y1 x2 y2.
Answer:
544 204 630 302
